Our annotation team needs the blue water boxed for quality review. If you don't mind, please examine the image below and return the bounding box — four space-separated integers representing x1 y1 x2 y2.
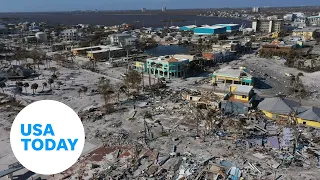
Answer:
0 12 249 28
144 45 189 56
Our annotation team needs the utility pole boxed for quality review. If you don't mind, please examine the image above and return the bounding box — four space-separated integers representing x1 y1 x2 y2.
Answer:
148 67 151 87
126 49 129 73
141 70 144 91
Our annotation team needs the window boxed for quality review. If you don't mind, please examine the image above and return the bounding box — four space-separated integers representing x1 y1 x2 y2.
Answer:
242 95 247 99
303 122 306 125
272 114 278 119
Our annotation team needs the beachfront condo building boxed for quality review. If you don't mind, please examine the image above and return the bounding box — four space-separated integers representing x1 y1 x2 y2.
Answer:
135 55 190 79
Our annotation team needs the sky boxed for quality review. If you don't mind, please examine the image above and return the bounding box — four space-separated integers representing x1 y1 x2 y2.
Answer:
0 0 320 12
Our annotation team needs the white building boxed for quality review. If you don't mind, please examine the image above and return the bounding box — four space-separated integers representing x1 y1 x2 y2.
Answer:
109 33 137 47
293 12 306 18
0 24 7 33
284 14 294 21
284 12 306 21
292 17 307 28
308 13 320 26
60 29 80 42
252 7 260 13
162 7 166 12
35 32 48 42
252 19 283 33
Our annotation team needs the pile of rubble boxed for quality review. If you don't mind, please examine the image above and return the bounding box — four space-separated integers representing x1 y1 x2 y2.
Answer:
65 86 320 179
0 94 24 130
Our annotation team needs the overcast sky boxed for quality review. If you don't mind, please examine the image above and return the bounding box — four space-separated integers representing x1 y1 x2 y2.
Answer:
0 0 319 12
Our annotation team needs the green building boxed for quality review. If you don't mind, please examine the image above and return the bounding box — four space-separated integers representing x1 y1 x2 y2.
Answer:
212 66 254 86
135 55 190 79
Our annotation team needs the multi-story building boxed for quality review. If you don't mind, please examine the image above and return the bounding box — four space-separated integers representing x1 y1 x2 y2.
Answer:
0 24 7 34
284 12 305 22
162 7 166 12
252 7 260 13
292 17 307 28
141 8 146 12
308 13 320 26
108 33 137 47
135 55 190 79
252 19 283 33
284 14 294 21
72 45 125 60
292 27 320 41
193 25 226 35
60 29 80 42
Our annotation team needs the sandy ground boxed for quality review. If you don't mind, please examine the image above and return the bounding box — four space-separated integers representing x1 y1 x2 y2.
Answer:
0 56 212 179
0 52 320 179
234 54 320 106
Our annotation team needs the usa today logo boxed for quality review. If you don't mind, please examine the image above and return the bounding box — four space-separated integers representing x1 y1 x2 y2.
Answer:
10 100 85 175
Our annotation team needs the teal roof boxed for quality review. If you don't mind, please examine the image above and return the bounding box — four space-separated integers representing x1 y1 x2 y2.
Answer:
308 16 320 18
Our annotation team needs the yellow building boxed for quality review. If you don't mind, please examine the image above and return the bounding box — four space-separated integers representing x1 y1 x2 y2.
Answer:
292 27 320 41
271 32 279 39
212 66 254 86
227 84 254 103
296 106 320 128
71 45 125 60
258 97 299 120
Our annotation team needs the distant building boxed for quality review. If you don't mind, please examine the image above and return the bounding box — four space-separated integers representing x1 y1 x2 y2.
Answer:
292 17 307 28
284 14 294 21
180 25 197 31
266 15 279 20
0 24 8 34
24 36 38 43
308 13 320 26
216 24 240 32
284 12 305 22
293 12 306 18
252 7 260 13
72 45 125 60
252 19 283 33
60 29 80 42
292 27 320 41
108 33 137 47
193 25 226 35
35 32 48 42
162 7 166 12
141 8 146 12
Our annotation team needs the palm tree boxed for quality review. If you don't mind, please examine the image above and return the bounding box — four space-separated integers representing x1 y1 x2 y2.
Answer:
98 77 115 108
30 49 42 70
23 83 29 94
51 74 58 80
56 81 63 89
48 78 54 90
31 83 39 95
81 86 88 95
16 81 23 88
42 82 47 91
77 89 82 97
53 54 65 67
49 67 57 75
0 82 6 93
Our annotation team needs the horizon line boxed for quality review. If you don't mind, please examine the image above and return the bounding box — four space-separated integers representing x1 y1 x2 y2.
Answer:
0 5 320 13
